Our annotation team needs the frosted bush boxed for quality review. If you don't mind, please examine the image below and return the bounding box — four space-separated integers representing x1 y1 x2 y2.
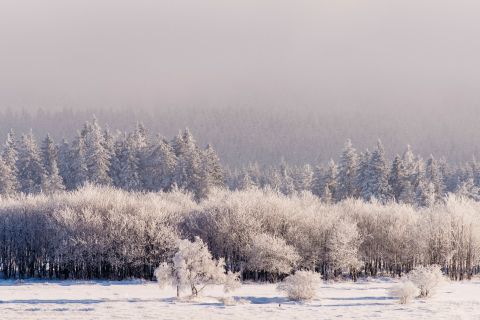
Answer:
408 265 444 298
277 271 322 301
389 281 419 304
154 237 241 298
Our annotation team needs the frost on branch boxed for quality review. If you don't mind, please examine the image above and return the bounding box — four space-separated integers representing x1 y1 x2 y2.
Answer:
154 237 240 298
277 271 322 301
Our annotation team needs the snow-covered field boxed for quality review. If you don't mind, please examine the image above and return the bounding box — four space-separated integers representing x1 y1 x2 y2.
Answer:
1 278 479 320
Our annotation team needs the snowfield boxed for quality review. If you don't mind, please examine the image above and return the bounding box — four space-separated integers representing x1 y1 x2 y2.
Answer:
1 278 480 320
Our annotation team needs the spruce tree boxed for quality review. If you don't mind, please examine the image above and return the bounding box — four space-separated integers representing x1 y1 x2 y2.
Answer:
144 136 177 191
41 134 65 193
202 144 225 189
83 119 112 185
17 132 47 194
389 155 405 202
357 149 372 201
322 159 338 202
425 155 445 203
69 132 88 189
0 157 16 196
2 129 19 193
336 139 358 201
368 140 391 203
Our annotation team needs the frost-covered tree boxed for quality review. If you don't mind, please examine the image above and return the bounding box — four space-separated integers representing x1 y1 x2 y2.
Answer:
246 233 300 280
336 139 358 201
41 134 65 193
277 271 321 301
398 145 418 204
321 160 337 203
0 157 16 196
69 132 88 189
58 139 73 190
455 178 480 201
144 136 177 191
279 159 295 195
17 132 47 194
83 119 112 185
389 155 405 202
325 220 362 280
367 140 391 203
111 134 142 191
202 144 225 189
292 164 314 192
2 129 19 193
154 237 240 297
311 164 325 197
425 155 445 203
172 129 205 200
357 149 372 201
235 168 256 190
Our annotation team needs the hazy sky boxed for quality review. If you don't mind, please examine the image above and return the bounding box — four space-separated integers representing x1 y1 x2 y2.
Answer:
1 0 480 110
1 0 480 165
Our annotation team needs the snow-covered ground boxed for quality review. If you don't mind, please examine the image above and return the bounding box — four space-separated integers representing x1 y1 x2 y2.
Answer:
1 278 479 320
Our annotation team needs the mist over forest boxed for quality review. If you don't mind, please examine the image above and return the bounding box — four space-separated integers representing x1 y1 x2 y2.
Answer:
0 105 478 167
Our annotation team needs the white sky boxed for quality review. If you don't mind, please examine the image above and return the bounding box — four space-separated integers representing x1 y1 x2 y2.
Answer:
1 0 479 111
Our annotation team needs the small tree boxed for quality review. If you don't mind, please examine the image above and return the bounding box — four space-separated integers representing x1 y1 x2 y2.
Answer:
154 237 240 298
277 271 321 301
407 265 444 298
389 281 419 304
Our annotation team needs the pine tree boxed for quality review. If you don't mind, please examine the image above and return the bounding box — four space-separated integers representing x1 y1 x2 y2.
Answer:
111 133 142 191
398 145 417 205
425 155 445 203
322 160 338 202
0 157 16 196
297 164 314 192
2 129 19 193
336 139 358 201
202 144 225 189
132 122 149 188
83 119 112 185
58 139 73 190
311 164 325 197
266 167 282 192
69 132 88 189
172 129 204 199
389 155 405 202
357 149 372 201
41 134 65 193
279 159 295 195
413 158 430 206
368 140 391 203
17 132 47 194
236 168 256 190
144 136 177 191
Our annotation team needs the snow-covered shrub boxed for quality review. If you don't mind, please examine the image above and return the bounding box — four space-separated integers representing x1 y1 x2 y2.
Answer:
277 271 322 301
154 237 240 298
389 281 419 304
407 265 444 298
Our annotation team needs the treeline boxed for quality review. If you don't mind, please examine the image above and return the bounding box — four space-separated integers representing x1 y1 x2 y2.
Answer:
0 119 479 207
1 185 479 281
0 119 224 200
228 140 480 207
